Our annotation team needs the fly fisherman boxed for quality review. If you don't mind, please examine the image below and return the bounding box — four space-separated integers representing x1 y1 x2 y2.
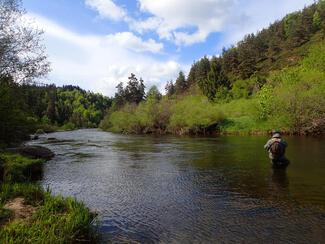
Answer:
264 131 289 168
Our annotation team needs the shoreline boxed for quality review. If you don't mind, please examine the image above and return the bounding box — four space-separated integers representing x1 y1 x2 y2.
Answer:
0 148 98 242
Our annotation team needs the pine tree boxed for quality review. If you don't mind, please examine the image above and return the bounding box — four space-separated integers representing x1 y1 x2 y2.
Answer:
175 71 188 94
165 80 175 97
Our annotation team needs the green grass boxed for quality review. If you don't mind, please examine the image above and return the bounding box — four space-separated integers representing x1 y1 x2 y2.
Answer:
0 207 12 226
0 184 97 243
0 153 98 243
0 153 44 183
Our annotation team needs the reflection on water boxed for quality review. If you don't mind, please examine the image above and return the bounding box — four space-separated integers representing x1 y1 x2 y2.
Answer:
28 129 325 243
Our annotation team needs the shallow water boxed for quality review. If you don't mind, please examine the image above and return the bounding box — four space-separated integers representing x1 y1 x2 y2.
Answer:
29 129 325 243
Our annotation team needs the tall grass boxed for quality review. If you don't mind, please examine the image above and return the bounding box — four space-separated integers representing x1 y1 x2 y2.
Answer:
0 153 97 243
0 153 44 182
0 188 97 243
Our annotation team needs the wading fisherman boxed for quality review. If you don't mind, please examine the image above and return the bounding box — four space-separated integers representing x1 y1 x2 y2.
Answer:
264 131 289 168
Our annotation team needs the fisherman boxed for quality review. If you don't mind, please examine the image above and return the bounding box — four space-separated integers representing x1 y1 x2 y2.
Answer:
264 131 289 168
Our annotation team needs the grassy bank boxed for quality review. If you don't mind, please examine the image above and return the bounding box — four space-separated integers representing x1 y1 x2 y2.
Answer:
100 43 325 136
0 153 97 243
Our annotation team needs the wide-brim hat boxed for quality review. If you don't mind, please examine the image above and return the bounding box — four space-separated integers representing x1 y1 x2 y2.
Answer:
272 132 281 138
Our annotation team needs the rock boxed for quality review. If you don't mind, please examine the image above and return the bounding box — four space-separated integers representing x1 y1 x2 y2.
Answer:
6 146 54 160
30 135 39 140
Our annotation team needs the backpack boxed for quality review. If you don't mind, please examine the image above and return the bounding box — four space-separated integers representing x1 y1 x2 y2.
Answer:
269 140 285 158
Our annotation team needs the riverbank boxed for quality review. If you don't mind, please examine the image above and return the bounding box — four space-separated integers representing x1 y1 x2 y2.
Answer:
100 42 325 137
100 94 324 137
0 152 97 243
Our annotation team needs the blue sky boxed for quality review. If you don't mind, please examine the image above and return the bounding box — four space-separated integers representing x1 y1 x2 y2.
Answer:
23 0 314 96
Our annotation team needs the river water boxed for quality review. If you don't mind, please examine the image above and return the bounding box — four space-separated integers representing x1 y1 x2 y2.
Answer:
29 129 325 243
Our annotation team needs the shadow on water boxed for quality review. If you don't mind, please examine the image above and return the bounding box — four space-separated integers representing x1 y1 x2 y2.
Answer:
272 168 289 190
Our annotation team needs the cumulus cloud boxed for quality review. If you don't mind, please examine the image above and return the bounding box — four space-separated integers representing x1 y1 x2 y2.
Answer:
84 0 315 46
85 0 126 21
105 32 163 53
132 0 234 45
28 14 184 96
132 0 315 46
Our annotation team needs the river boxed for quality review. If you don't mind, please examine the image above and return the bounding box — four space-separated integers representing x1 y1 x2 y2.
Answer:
28 129 325 243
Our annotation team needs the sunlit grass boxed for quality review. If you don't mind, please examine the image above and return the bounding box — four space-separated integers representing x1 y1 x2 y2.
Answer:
0 153 97 243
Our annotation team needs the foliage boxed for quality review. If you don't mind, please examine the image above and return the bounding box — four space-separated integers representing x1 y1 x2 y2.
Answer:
165 80 176 97
0 77 33 145
0 152 97 242
146 85 162 102
114 73 145 108
175 71 188 94
182 0 325 100
102 41 325 136
101 95 225 135
0 0 50 82
0 153 44 182
0 184 96 243
168 96 224 134
0 81 111 145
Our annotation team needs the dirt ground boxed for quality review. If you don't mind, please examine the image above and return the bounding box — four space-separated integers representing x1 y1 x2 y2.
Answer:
4 197 36 221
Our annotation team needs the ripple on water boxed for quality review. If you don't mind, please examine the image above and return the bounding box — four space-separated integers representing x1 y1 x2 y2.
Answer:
27 129 325 243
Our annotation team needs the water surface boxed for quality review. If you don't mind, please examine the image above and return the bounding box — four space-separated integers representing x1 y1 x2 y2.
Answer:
29 129 325 243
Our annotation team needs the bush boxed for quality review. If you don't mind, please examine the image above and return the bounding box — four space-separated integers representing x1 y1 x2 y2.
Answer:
168 96 224 134
0 153 44 183
61 122 76 131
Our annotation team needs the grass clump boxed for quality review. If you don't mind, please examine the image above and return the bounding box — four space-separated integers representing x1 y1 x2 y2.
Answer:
0 153 44 182
0 191 97 243
0 153 98 243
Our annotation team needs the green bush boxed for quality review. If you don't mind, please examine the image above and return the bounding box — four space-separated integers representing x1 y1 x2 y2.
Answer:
61 122 76 131
168 96 224 134
0 154 44 183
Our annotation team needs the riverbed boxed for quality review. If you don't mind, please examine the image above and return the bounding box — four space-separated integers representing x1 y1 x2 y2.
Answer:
28 129 325 243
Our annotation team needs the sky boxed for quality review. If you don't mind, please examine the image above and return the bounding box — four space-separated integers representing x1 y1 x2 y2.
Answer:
23 0 314 96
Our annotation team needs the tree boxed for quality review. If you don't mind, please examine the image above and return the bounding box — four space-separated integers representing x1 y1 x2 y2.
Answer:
113 74 146 106
45 85 58 123
187 62 198 86
313 10 322 31
0 76 30 144
175 71 187 94
124 73 145 104
196 56 210 85
146 85 162 102
199 57 229 101
165 80 175 97
0 0 50 82
114 82 125 108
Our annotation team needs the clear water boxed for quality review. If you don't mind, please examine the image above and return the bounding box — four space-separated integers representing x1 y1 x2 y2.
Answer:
29 129 325 243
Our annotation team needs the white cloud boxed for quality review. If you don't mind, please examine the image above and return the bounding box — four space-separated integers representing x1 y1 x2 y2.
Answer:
132 0 235 45
130 0 314 46
105 32 163 53
28 14 183 96
219 0 315 48
85 0 126 21
84 0 315 47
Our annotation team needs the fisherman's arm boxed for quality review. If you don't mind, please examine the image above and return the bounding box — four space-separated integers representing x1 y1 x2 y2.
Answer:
264 139 272 150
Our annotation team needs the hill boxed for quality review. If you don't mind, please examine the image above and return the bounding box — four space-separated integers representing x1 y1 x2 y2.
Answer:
100 0 325 136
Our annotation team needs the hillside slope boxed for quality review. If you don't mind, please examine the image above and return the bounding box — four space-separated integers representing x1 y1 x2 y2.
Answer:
100 1 325 136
